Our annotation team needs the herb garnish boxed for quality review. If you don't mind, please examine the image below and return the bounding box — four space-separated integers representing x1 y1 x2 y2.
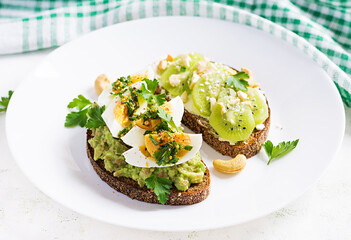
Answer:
85 105 106 129
183 145 193 151
122 87 139 117
263 139 299 165
0 90 14 113
153 141 181 165
149 135 160 145
138 78 166 106
118 123 133 138
145 175 172 204
65 95 106 129
112 76 132 95
226 71 250 92
157 107 179 132
151 135 193 166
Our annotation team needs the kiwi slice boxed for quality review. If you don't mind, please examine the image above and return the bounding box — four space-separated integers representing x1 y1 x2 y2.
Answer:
159 53 204 97
192 77 211 116
209 103 255 142
160 64 190 96
192 64 233 116
247 87 268 125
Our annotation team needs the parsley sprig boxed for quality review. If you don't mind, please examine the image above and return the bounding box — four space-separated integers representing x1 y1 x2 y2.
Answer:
0 90 14 113
157 107 179 132
226 71 250 92
138 78 166 106
263 139 299 165
145 175 172 204
65 94 106 129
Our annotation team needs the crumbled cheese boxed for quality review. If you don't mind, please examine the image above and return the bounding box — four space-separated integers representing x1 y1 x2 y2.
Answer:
200 89 205 93
210 97 216 111
196 60 208 72
247 88 254 96
181 91 188 103
229 88 236 97
203 65 215 75
229 98 240 106
189 72 201 89
169 74 181 87
237 91 248 101
204 81 210 85
243 101 253 109
181 54 191 67
218 102 227 114
256 123 265 131
157 60 168 70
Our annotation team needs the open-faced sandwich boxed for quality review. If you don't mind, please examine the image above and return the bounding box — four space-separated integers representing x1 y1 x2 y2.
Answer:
65 53 274 205
66 74 210 205
155 53 270 158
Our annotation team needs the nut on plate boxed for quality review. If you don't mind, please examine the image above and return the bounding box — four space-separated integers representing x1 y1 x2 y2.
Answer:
213 154 247 174
95 74 110 95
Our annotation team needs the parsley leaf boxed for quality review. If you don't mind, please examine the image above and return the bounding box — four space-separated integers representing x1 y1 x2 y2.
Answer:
263 139 299 165
138 79 166 106
144 78 158 94
0 90 14 113
138 84 153 102
183 145 193 151
145 175 172 204
86 105 106 129
154 93 166 106
67 95 92 111
65 109 88 127
65 95 106 129
226 71 250 92
148 135 160 145
157 107 179 131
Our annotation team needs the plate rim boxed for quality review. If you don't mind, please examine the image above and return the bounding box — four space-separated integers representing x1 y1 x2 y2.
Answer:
5 16 346 231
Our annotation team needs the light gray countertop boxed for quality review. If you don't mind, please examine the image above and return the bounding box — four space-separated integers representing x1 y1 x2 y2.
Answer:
1 49 350 239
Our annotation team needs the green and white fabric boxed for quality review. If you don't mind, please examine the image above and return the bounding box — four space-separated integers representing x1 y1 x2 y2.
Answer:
0 0 350 107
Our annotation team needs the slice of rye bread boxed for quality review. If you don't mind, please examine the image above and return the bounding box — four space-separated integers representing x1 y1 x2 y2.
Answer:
86 130 211 205
181 107 271 159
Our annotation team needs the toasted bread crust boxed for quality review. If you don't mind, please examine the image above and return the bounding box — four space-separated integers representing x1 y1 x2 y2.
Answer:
87 130 210 205
181 107 270 158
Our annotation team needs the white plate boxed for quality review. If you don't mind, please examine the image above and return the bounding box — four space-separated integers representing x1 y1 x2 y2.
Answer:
6 17 345 231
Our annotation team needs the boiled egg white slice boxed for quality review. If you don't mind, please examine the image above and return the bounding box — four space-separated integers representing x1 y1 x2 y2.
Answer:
98 86 114 108
121 125 146 147
122 127 202 168
101 81 146 138
168 96 184 127
101 95 124 138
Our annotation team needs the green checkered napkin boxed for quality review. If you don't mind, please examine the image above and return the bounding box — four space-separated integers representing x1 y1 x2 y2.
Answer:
0 0 350 107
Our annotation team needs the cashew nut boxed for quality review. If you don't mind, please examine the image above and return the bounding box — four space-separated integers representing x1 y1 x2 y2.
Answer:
94 74 110 95
166 54 174 61
241 68 260 88
213 154 247 174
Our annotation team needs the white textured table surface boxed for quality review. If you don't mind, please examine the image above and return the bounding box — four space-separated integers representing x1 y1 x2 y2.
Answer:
1 50 351 239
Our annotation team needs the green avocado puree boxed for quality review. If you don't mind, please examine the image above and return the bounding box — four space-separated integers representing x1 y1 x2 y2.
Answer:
88 126 206 191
